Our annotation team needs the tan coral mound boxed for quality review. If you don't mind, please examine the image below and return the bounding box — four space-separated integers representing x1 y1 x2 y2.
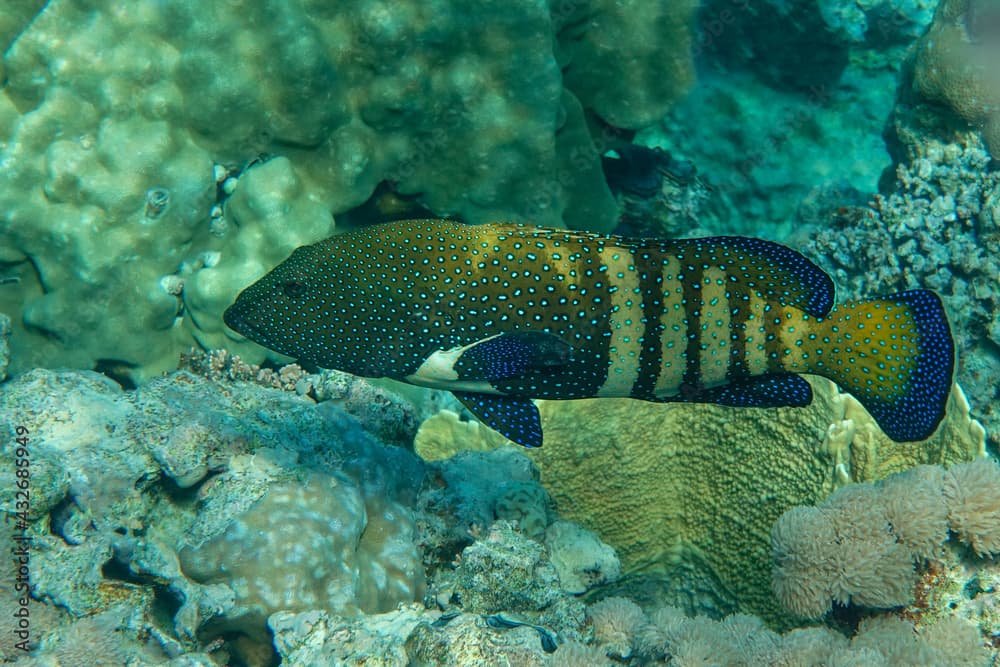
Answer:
529 378 983 625
772 457 1000 619
912 0 1000 157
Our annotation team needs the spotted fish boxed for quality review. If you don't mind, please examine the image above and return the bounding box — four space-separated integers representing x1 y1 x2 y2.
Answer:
224 219 954 448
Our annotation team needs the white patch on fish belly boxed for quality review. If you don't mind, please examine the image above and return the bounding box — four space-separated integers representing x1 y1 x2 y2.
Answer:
404 335 506 394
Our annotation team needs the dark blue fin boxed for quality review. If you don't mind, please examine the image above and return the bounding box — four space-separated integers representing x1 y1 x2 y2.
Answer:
668 236 835 317
454 332 571 382
453 392 543 448
665 373 814 408
819 290 954 442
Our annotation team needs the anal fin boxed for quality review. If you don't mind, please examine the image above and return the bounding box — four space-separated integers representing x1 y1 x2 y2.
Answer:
455 331 571 382
453 391 543 448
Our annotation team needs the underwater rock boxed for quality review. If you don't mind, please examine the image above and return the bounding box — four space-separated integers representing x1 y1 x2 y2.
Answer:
179 347 437 448
0 0 698 382
449 521 563 615
405 612 550 666
545 521 621 595
270 605 433 667
417 446 549 570
0 368 430 664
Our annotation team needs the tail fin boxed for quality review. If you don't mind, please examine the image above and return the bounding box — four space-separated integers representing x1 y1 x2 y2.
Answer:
813 290 954 442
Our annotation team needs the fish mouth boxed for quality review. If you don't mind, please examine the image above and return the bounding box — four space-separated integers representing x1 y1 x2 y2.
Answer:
222 304 257 339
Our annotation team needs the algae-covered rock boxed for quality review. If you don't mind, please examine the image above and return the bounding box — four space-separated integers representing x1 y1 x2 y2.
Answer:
452 521 562 614
528 377 984 625
545 521 621 595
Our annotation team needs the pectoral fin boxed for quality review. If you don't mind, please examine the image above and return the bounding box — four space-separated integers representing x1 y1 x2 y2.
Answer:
407 331 571 392
453 391 543 448
455 331 572 382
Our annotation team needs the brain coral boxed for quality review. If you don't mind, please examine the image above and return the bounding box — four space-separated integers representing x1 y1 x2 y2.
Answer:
528 377 984 625
0 0 696 382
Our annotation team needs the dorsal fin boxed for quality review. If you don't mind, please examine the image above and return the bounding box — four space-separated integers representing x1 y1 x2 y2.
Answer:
667 236 835 317
481 224 834 316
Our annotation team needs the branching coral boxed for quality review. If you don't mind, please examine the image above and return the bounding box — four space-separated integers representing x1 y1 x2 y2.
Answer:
527 377 981 626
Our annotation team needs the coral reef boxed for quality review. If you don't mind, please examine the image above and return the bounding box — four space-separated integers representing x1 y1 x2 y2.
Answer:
1 363 994 664
772 458 1000 619
805 119 1000 445
179 347 442 447
527 377 983 625
0 368 428 664
0 0 697 382
911 0 1000 158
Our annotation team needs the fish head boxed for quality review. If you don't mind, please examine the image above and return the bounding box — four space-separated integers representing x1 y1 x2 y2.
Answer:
223 241 360 369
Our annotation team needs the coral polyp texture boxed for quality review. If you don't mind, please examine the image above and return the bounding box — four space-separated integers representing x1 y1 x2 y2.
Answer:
0 0 697 382
527 377 984 626
772 457 1000 622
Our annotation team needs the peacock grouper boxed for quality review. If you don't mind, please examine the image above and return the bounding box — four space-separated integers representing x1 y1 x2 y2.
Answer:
224 219 955 448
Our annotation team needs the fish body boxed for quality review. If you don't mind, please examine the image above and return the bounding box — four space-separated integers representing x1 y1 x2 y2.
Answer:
224 219 954 447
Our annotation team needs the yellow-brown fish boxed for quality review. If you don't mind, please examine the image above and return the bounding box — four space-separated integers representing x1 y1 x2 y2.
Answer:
224 219 954 447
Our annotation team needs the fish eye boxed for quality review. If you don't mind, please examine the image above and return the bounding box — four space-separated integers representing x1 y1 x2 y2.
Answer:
282 280 307 297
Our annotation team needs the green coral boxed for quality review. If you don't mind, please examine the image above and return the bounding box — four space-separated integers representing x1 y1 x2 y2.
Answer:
0 0 695 382
528 378 984 626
